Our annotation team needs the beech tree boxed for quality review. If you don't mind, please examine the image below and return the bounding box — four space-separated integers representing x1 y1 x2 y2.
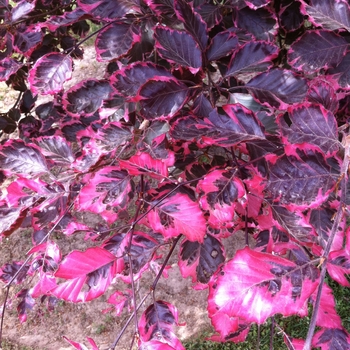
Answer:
0 0 350 349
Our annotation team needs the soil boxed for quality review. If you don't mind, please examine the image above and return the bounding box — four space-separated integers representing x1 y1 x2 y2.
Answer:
0 46 248 350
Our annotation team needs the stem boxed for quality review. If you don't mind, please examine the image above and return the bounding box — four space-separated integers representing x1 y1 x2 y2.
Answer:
303 138 350 350
110 235 181 349
0 286 9 349
270 316 275 350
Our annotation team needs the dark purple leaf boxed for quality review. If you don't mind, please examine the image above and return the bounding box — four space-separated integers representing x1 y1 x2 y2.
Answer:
306 78 339 113
0 114 17 134
139 78 188 119
62 79 112 116
327 51 350 89
278 103 340 154
154 26 202 73
235 7 277 41
302 0 350 32
29 53 73 95
195 3 222 29
13 24 43 56
16 289 35 323
225 41 279 78
288 30 348 73
144 0 174 17
310 207 337 247
95 22 140 61
201 104 265 147
192 94 214 118
266 151 339 206
270 204 313 243
34 136 74 165
0 261 29 284
280 1 304 32
46 8 86 31
175 0 208 50
245 69 308 109
170 115 209 141
92 122 132 152
179 234 225 285
206 29 238 61
0 58 23 81
0 140 48 175
312 328 350 350
112 62 172 97
77 0 139 20
245 0 270 9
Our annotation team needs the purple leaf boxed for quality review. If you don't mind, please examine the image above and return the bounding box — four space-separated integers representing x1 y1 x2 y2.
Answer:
179 234 225 285
11 0 34 22
144 0 174 17
280 1 304 32
16 289 35 323
112 62 173 97
312 328 350 350
13 24 43 56
327 51 350 89
46 8 86 31
288 30 348 73
77 0 139 20
206 29 238 61
77 166 134 224
62 79 112 117
0 261 29 284
0 58 23 81
34 136 75 165
302 0 350 32
139 78 188 119
154 27 202 73
29 53 73 95
138 300 184 350
95 22 140 61
245 69 308 109
0 140 48 175
244 0 270 9
306 78 339 113
234 7 277 41
208 247 319 325
266 151 339 206
195 3 222 29
0 205 27 237
278 103 340 154
175 0 208 50
225 41 279 78
201 104 265 147
53 247 117 302
145 185 206 242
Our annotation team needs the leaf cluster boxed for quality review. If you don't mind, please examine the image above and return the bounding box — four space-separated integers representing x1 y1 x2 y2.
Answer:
0 0 350 349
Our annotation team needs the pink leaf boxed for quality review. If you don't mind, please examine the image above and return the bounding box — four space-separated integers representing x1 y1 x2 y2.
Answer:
119 152 170 179
208 247 319 326
53 247 117 302
145 185 206 242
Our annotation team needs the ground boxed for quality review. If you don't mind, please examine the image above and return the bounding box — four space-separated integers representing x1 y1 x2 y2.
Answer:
0 47 248 350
